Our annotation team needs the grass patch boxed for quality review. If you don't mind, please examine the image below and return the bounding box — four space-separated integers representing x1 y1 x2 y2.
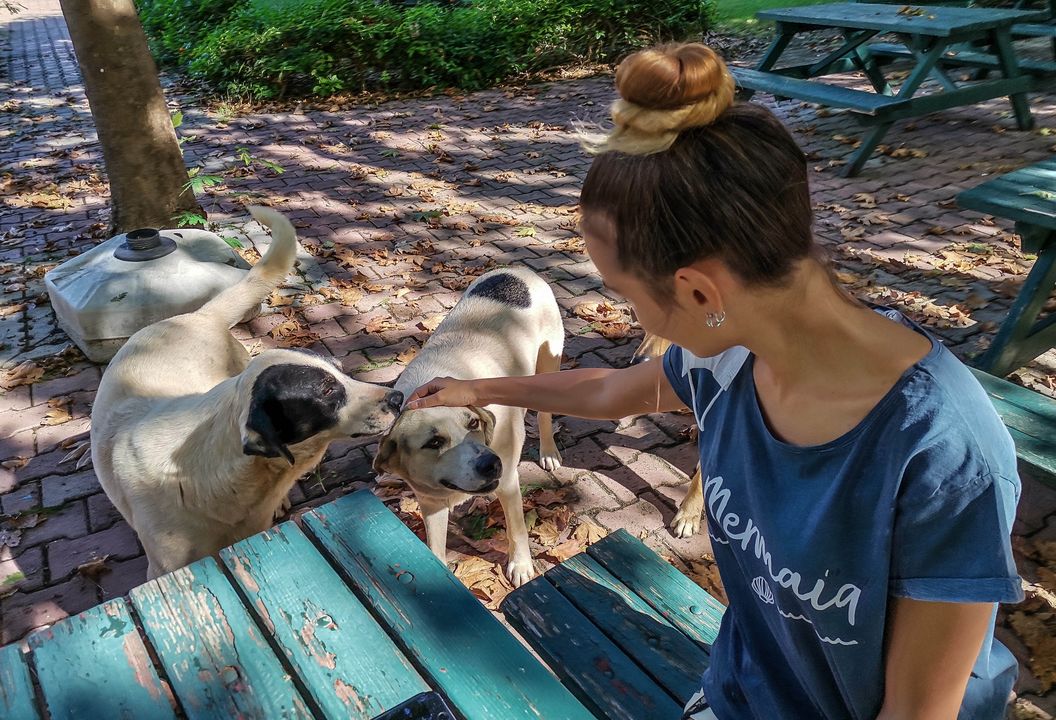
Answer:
715 0 839 32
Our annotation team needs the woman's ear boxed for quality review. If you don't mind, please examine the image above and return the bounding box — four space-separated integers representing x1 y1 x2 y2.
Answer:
673 261 725 315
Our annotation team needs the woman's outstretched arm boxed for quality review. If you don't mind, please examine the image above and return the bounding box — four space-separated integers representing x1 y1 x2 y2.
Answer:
406 358 686 420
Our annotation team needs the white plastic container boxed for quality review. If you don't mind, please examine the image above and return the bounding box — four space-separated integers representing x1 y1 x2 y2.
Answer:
45 228 254 363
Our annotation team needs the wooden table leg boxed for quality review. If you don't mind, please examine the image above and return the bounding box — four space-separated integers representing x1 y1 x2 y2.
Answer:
742 26 795 100
977 225 1056 376
991 27 1035 130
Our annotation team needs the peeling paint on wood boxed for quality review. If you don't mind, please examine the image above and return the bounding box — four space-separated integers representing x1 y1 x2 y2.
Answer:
28 599 175 720
303 491 594 720
0 643 40 720
130 557 312 720
220 521 428 719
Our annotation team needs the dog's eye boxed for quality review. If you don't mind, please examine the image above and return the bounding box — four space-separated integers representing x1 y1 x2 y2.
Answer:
422 436 445 451
467 417 480 431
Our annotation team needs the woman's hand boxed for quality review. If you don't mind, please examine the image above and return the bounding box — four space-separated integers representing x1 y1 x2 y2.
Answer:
405 377 485 410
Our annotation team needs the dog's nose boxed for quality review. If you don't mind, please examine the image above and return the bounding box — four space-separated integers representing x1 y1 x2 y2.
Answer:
474 453 502 480
385 390 404 413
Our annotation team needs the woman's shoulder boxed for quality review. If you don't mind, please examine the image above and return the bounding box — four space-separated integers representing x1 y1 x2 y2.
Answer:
889 343 1019 499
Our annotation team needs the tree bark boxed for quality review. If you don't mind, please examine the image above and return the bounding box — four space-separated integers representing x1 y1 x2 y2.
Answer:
59 0 205 233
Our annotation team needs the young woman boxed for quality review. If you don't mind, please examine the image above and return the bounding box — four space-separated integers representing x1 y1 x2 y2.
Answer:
406 43 1023 720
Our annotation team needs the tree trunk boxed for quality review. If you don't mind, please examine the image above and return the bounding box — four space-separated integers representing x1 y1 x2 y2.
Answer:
59 0 205 233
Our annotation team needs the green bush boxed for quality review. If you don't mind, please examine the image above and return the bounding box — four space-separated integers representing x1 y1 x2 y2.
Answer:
137 0 711 99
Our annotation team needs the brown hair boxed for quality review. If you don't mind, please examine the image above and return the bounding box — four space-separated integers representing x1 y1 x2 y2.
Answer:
580 43 817 294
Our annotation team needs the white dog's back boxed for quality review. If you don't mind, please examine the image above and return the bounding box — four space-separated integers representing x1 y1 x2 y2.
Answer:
395 266 562 396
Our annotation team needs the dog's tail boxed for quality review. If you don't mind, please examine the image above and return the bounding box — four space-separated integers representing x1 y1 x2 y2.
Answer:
199 206 299 328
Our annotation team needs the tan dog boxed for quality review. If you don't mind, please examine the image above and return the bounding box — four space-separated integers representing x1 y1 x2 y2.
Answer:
91 207 402 579
373 266 564 586
634 332 704 538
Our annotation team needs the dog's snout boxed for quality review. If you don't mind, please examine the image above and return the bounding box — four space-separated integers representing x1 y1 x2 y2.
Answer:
385 390 404 413
474 453 502 480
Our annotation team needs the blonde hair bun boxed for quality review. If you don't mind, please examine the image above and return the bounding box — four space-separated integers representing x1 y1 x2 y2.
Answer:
580 43 735 156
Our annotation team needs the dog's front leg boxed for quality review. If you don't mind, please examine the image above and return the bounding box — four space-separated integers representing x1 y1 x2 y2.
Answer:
418 496 451 566
671 465 704 538
497 475 534 587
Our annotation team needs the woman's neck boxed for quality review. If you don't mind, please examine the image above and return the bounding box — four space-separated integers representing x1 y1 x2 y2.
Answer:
742 261 930 400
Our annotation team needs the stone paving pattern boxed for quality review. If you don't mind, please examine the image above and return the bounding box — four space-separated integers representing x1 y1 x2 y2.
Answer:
1 1 1055 715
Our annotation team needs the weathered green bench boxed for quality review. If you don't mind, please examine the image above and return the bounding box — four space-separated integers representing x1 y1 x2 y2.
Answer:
732 3 1042 176
958 159 1056 378
971 367 1056 490
0 491 593 720
502 529 726 719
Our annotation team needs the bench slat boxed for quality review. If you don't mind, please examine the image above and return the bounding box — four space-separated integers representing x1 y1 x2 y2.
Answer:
502 576 683 720
220 522 430 719
1011 21 1056 37
130 557 313 720
28 599 174 720
587 530 725 649
970 368 1056 480
547 553 710 704
303 490 594 720
958 160 1056 232
0 643 39 720
731 67 909 115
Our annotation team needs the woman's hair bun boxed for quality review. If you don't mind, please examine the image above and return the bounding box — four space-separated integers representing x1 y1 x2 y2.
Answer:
579 43 735 156
616 43 731 111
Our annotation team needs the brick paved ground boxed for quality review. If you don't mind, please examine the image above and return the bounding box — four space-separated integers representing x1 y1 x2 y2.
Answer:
2 1 1055 715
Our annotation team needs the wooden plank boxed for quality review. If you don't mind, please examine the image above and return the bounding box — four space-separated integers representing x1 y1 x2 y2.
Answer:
972 367 1056 426
0 643 40 720
758 3 1045 37
547 553 710 704
130 557 313 720
970 367 1056 483
959 160 1056 231
1011 21 1056 37
220 521 430 719
731 67 908 114
502 576 683 720
27 599 175 720
587 530 725 649
303 490 594 720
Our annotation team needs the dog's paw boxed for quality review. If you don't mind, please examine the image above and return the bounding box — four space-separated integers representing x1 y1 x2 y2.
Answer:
506 557 536 588
671 505 702 539
538 445 562 473
273 495 292 521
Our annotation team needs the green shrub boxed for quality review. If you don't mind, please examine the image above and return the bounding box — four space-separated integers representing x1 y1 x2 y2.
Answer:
138 0 711 99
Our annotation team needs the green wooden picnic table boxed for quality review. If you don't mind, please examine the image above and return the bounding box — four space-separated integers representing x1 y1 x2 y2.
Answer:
0 491 594 720
958 159 1056 376
733 2 1047 175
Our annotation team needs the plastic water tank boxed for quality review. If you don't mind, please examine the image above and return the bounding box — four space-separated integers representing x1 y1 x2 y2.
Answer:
45 227 255 363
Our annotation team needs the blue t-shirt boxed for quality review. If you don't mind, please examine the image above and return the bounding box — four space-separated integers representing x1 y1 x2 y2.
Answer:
662 309 1023 720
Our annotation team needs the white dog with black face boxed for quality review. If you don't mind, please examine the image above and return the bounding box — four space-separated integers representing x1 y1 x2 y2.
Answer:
91 207 403 579
373 266 564 586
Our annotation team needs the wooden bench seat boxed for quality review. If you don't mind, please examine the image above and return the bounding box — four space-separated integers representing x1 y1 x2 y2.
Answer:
865 41 1056 75
0 491 594 720
730 66 910 115
502 529 725 720
971 367 1056 489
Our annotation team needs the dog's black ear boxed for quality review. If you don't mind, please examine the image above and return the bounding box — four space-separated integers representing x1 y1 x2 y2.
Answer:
469 406 496 446
242 404 295 466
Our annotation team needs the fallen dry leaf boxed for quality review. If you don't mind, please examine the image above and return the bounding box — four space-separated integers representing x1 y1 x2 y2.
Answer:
2 361 44 389
545 538 585 562
572 519 609 545
417 315 444 332
396 346 419 364
76 555 112 583
365 316 398 334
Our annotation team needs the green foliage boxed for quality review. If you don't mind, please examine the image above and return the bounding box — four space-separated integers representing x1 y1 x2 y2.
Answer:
137 0 711 99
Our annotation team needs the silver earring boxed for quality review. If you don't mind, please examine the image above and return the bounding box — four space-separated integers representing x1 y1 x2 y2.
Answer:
705 311 726 329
